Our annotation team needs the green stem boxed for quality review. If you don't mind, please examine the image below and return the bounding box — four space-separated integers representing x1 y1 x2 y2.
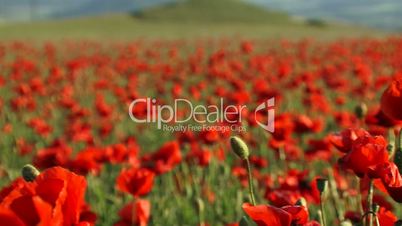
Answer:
245 158 256 206
320 195 327 226
196 198 205 226
318 210 324 226
328 169 343 222
397 129 401 150
366 180 374 226
395 128 402 172
279 147 287 171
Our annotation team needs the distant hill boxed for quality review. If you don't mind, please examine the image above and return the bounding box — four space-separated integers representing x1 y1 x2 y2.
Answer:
51 0 173 19
0 0 172 20
250 0 402 30
133 0 291 24
0 0 401 29
0 0 385 40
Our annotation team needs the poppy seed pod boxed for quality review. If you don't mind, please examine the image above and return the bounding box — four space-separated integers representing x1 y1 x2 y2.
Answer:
387 144 394 154
354 102 367 119
230 136 249 160
340 220 353 226
316 178 328 194
21 164 40 182
296 197 307 207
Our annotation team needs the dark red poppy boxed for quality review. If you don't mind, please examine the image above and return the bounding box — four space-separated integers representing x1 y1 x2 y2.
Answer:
381 76 402 120
369 162 402 203
116 167 155 197
265 190 301 207
365 107 402 128
0 207 26 226
281 205 309 225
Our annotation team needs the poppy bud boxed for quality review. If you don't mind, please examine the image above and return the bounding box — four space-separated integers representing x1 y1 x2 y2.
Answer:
316 178 328 194
354 102 367 119
230 136 249 160
340 220 353 226
296 197 307 207
196 198 205 213
387 144 394 153
21 164 40 182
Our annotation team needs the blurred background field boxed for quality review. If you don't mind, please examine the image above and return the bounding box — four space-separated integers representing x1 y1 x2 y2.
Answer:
1 1 402 226
0 0 395 40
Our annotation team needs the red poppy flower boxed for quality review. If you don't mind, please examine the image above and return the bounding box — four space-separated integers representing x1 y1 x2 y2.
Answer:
281 206 309 225
242 203 310 226
377 207 397 226
345 207 397 226
369 162 402 203
365 107 402 128
142 141 182 174
198 129 220 144
240 41 253 54
186 148 212 167
114 199 151 226
242 203 292 226
305 138 333 161
0 206 26 226
381 76 402 120
264 190 301 208
27 117 53 137
33 140 72 169
338 132 388 177
0 197 52 226
116 167 155 197
0 167 89 226
67 147 104 175
329 128 369 153
293 115 323 134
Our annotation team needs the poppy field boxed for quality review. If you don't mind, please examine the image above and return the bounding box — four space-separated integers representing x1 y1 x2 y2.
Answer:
0 38 402 226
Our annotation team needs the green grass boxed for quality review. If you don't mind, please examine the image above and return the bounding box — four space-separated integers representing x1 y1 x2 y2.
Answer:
0 14 386 41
